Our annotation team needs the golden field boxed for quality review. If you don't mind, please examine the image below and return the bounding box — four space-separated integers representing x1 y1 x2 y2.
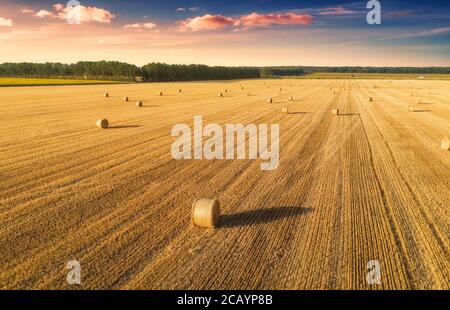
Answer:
0 79 449 289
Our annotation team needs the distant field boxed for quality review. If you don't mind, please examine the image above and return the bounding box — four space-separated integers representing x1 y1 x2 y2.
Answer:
294 72 450 80
0 78 129 87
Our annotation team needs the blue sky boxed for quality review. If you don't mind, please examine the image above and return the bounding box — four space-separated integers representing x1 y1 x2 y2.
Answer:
0 0 449 66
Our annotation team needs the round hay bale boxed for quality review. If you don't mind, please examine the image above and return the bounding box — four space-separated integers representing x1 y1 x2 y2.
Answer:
192 199 221 228
224 89 228 93
178 89 182 93
369 97 373 102
267 98 273 103
96 119 109 129
218 92 223 97
289 96 293 101
240 86 244 90
282 107 289 114
104 93 109 98
440 137 450 150
123 96 129 102
332 109 339 115
136 101 143 107
279 88 282 91
332 91 336 94
159 91 163 96
408 105 415 112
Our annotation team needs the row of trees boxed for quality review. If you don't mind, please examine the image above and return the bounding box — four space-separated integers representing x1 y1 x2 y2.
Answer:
141 63 260 82
1 62 449 81
0 62 260 81
0 61 141 80
263 66 450 76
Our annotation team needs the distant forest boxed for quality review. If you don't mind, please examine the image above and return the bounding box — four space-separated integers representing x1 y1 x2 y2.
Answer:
0 61 449 81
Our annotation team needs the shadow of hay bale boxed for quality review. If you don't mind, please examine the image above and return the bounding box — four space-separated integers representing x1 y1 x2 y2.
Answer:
220 206 312 228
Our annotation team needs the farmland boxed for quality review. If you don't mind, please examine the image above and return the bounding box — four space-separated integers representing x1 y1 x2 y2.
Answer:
0 79 449 290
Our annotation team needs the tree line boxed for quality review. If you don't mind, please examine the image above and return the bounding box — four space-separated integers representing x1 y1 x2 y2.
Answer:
262 66 450 76
0 61 449 81
0 61 260 81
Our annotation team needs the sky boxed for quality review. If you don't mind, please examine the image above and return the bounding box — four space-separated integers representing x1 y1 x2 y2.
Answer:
0 0 449 67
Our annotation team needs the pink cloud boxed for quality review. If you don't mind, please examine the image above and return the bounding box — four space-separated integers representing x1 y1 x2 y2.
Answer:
0 16 13 27
35 10 55 18
32 3 115 23
124 22 157 30
21 9 35 14
318 7 356 15
179 14 238 31
178 12 313 31
240 12 313 27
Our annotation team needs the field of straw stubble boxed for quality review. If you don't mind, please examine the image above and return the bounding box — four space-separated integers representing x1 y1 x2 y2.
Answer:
0 79 449 289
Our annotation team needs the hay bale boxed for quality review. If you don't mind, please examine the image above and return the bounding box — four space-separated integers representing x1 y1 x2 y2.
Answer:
288 96 293 101
178 89 182 93
332 109 339 115
240 86 244 90
192 199 221 228
282 107 289 114
441 137 450 150
279 88 282 91
408 105 416 112
369 97 373 102
218 92 223 97
104 93 109 98
136 101 143 107
267 98 273 103
96 119 109 129
123 96 129 102
159 91 163 96
332 91 336 94
224 89 228 93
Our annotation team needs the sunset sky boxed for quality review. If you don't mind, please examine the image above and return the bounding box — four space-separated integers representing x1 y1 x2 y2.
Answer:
0 0 449 66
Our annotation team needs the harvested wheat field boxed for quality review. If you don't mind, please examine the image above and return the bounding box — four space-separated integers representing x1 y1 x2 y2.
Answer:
0 79 449 290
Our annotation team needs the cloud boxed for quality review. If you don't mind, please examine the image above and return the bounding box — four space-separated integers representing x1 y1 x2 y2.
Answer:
179 14 238 31
178 12 313 31
382 27 450 40
32 3 115 23
0 17 13 27
36 10 55 18
21 9 35 14
318 7 356 15
176 7 200 12
124 22 157 30
240 12 313 27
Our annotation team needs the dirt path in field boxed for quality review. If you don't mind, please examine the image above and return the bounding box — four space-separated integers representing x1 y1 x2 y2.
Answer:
0 79 448 289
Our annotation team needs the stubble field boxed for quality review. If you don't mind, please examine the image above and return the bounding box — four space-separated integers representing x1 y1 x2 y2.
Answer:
0 79 449 289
